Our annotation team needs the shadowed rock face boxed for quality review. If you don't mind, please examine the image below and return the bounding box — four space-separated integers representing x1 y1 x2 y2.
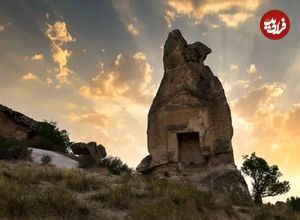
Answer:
71 142 107 161
0 104 108 157
147 29 233 167
0 104 39 140
137 29 250 201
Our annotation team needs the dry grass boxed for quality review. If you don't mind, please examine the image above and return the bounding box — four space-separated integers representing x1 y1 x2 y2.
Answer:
254 207 300 220
0 168 89 219
0 161 299 220
0 161 104 219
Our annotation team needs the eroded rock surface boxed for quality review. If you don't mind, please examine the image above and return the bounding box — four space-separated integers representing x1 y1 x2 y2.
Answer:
0 104 107 162
137 30 250 201
71 142 107 161
0 104 39 140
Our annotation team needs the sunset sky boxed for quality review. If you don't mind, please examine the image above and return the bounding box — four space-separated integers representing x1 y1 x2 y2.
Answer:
0 0 299 202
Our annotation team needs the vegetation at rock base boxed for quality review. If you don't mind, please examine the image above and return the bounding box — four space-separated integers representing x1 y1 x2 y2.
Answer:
78 154 131 175
241 152 290 205
0 160 299 220
0 162 97 219
0 136 32 160
0 120 71 157
97 156 132 175
287 197 300 212
34 120 71 153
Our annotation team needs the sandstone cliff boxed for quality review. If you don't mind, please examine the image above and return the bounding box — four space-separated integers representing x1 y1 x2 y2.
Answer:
137 30 250 201
0 104 39 140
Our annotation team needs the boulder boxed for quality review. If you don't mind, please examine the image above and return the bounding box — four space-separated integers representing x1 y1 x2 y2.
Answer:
199 169 250 201
136 155 152 173
71 142 107 161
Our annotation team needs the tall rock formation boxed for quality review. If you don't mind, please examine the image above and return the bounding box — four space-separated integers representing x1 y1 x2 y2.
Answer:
137 30 250 200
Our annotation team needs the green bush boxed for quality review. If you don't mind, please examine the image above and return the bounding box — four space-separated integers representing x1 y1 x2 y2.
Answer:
41 154 52 165
34 121 71 153
0 121 72 156
0 137 32 160
98 156 131 175
287 197 300 212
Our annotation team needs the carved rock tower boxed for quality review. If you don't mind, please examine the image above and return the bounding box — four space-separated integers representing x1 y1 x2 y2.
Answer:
137 30 250 200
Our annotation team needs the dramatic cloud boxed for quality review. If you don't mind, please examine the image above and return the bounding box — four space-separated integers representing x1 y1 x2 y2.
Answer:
66 107 111 127
31 53 44 61
22 72 39 81
113 1 142 36
127 23 139 35
51 43 72 85
45 21 75 45
230 64 239 70
246 64 257 74
164 9 176 28
46 78 53 86
164 0 261 27
219 12 252 27
233 82 286 119
211 24 220 28
0 23 10 32
80 52 156 104
24 53 44 61
217 68 300 202
61 98 149 166
45 21 75 85
222 69 300 175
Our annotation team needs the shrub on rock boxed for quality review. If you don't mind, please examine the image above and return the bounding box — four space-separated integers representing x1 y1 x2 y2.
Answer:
98 156 131 175
41 154 52 165
0 136 32 160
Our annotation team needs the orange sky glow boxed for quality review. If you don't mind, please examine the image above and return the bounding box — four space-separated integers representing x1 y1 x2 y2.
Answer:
0 0 299 203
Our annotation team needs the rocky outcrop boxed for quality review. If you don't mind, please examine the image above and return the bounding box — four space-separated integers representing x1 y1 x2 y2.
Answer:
0 105 107 161
136 155 152 173
199 168 250 199
71 142 107 161
137 30 250 201
0 104 39 140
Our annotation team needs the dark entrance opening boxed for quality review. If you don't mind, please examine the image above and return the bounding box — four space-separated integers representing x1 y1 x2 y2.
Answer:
177 132 203 165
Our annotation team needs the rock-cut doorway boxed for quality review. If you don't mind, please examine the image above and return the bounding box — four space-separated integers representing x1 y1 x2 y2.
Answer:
177 132 203 165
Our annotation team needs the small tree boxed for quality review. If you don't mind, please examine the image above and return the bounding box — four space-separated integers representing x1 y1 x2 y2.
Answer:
287 197 300 212
241 153 290 205
36 121 71 153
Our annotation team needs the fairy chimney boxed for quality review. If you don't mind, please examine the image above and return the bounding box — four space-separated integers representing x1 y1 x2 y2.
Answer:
137 30 250 201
